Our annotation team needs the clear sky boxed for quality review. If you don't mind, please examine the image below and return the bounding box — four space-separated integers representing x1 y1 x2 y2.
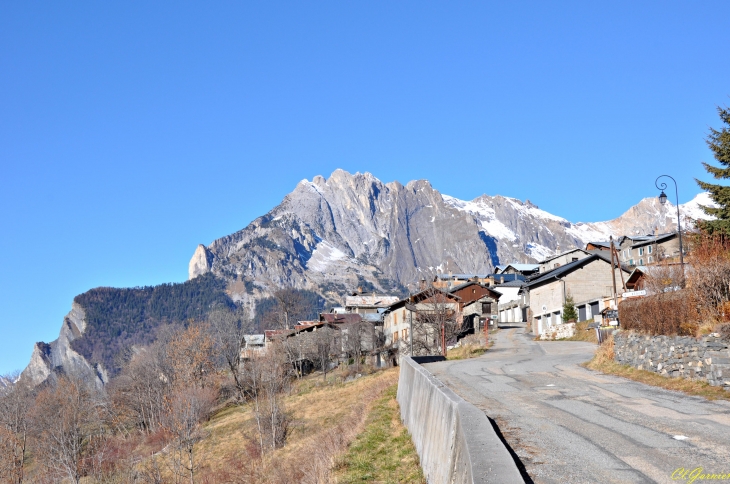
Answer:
1 2 729 374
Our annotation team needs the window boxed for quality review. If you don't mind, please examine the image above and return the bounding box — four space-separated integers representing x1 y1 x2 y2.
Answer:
572 257 578 262
393 331 399 342
648 256 654 263
394 313 399 325
627 248 632 257
648 246 653 254
554 263 560 268
402 329 408 340
639 247 644 256
482 302 492 313
629 259 634 266
639 258 644 265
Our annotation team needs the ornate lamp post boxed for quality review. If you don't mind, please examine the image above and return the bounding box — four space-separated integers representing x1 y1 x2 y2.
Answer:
655 175 684 268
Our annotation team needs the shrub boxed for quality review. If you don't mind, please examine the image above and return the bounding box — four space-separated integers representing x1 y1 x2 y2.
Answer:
619 290 699 336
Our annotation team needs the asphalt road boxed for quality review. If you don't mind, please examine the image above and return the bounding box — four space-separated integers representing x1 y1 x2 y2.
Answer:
426 324 730 484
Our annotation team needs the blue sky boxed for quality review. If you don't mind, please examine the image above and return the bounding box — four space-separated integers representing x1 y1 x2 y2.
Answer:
1 2 728 373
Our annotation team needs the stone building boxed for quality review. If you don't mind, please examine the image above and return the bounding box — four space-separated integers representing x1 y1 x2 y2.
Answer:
523 254 630 336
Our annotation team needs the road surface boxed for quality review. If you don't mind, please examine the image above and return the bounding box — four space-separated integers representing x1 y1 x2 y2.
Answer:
426 323 730 484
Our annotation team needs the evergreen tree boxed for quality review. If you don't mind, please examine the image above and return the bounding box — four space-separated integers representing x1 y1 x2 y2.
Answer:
562 294 578 322
696 105 730 234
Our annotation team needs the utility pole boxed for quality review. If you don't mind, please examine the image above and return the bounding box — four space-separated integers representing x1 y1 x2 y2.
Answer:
609 236 619 309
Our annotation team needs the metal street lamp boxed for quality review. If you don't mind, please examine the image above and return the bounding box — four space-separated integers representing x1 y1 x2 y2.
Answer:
655 175 684 268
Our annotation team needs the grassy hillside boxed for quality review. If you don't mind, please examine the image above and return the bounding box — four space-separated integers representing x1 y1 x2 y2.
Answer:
165 368 426 483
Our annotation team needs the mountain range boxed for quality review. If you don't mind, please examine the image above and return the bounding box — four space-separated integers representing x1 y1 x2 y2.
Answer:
23 169 714 385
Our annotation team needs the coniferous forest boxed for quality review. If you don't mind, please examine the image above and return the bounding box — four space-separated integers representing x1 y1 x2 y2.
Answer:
71 272 235 374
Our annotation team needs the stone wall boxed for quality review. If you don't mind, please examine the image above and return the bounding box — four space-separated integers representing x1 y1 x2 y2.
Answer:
397 356 524 484
540 322 576 340
614 332 730 389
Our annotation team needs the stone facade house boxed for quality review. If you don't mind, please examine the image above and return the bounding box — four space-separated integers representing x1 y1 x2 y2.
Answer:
524 254 630 336
617 232 681 268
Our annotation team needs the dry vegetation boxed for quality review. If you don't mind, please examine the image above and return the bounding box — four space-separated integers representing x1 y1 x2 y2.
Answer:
583 336 730 401
562 320 599 343
0 295 425 484
620 232 730 338
196 369 401 483
447 333 489 360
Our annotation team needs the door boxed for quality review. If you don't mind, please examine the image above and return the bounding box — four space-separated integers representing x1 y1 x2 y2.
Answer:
578 305 587 322
590 302 600 320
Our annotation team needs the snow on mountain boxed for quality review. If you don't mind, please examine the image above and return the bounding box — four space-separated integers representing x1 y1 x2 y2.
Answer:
191 171 717 307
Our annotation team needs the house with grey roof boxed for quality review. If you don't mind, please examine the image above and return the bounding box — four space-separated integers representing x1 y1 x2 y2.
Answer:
523 253 630 336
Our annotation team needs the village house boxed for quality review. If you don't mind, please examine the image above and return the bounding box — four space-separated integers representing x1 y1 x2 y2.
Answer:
537 248 593 273
495 280 526 323
432 273 492 289
523 253 630 336
382 289 461 360
617 232 681 267
447 281 502 333
495 263 539 277
344 293 399 314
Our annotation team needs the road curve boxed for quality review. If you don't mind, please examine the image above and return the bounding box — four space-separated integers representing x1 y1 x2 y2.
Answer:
425 324 730 484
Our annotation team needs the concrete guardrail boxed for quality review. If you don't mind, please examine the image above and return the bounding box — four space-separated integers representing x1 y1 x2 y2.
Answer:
397 356 525 484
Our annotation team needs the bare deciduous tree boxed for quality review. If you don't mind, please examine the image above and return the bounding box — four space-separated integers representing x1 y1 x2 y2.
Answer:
266 289 309 330
343 322 369 370
166 325 216 389
31 375 108 484
410 289 460 356
110 344 170 433
209 307 252 402
315 326 337 380
0 372 32 484
242 345 290 454
163 385 216 484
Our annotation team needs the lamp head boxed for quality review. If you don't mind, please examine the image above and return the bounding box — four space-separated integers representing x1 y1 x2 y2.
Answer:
658 191 667 205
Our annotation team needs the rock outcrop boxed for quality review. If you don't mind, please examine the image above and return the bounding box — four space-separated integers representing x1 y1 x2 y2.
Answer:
21 303 107 387
189 244 214 279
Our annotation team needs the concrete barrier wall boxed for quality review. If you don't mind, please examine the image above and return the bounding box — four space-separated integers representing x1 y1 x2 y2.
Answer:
397 356 524 484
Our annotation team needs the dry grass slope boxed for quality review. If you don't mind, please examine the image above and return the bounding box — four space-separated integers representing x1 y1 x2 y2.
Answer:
333 385 426 484
192 368 408 483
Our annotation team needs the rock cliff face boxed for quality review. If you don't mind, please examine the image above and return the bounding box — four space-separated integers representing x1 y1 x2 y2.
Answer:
21 303 107 387
195 170 713 303
189 244 214 279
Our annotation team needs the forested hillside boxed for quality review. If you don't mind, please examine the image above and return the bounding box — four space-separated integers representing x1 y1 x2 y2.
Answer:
71 273 234 374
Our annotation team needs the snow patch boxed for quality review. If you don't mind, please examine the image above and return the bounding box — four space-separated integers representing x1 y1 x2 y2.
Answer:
443 195 518 241
307 241 349 271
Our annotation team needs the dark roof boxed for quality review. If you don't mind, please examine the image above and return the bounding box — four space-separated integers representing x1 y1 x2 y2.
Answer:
434 273 491 280
539 248 589 264
386 288 461 312
319 313 363 324
524 253 630 289
447 281 502 300
630 233 677 248
493 280 525 288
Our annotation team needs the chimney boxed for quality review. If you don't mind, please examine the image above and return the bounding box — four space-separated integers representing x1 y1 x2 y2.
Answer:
419 279 427 290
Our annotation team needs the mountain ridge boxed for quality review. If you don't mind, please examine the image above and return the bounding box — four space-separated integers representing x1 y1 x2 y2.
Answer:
23 169 713 385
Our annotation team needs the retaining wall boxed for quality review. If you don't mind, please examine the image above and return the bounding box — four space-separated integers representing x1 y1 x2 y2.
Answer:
614 332 730 389
397 356 524 484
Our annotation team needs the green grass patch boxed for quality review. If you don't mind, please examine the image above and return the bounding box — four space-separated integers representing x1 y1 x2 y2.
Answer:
333 385 426 484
